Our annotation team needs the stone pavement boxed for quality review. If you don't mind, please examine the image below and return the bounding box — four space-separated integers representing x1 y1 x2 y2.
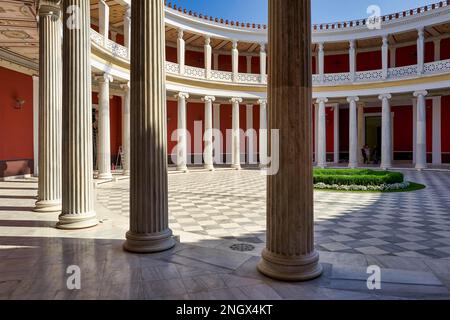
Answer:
1 170 450 299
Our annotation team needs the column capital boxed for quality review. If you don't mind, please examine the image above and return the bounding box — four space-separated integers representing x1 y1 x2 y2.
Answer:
349 39 356 49
378 93 392 100
175 92 189 100
258 98 268 106
124 4 131 19
414 90 428 98
260 43 266 53
177 28 184 39
202 96 216 103
316 97 328 104
232 40 238 49
120 82 130 91
38 0 61 19
230 97 243 104
382 35 389 45
204 36 211 46
96 73 113 83
417 27 425 38
347 96 360 103
318 42 324 50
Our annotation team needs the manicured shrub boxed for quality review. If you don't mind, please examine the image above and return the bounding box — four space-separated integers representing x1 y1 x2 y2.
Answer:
313 169 404 186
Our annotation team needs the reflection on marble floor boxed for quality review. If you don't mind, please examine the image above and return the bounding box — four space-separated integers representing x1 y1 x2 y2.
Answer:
1 170 450 299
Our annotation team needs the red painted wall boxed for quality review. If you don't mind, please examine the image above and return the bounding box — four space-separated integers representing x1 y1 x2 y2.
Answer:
326 107 334 153
442 96 450 155
186 102 205 154
185 50 204 68
220 104 232 157
166 46 177 63
357 50 382 71
339 108 349 152
393 105 413 152
252 56 261 74
167 100 178 156
441 38 450 60
427 100 433 154
218 55 232 72
0 67 34 177
324 54 349 73
396 45 417 67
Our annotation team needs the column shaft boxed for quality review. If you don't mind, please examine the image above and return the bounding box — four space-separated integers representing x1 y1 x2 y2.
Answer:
348 97 359 168
121 83 130 175
260 44 267 83
414 91 428 170
432 97 442 165
334 104 340 164
176 93 189 172
59 0 97 229
203 96 215 170
231 98 242 169
382 35 389 79
380 94 393 169
124 0 175 253
259 99 268 167
258 0 322 281
35 0 62 212
204 37 212 79
96 74 113 179
316 98 327 168
232 41 239 82
177 29 185 74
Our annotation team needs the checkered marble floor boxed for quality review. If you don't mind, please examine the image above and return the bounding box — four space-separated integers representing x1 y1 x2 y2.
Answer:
96 169 450 259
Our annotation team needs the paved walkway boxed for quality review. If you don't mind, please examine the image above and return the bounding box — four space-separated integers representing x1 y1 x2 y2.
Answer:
1 169 450 299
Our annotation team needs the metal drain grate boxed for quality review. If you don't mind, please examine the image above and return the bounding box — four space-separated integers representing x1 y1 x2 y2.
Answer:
230 243 255 252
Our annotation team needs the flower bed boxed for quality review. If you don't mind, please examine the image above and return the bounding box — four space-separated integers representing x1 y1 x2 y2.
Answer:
312 169 418 192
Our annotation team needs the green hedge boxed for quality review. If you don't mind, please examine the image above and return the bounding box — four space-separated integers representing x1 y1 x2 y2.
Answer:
313 169 404 186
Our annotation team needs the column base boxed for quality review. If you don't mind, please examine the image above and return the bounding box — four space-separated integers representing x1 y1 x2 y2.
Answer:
415 164 427 171
97 172 113 180
348 162 358 169
34 199 62 213
177 166 189 173
56 212 98 230
380 163 392 170
123 170 130 176
317 163 327 169
257 249 323 282
123 229 176 253
231 164 242 170
204 165 215 171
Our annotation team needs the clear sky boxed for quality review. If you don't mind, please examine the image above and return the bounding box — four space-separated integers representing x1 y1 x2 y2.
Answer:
170 0 438 24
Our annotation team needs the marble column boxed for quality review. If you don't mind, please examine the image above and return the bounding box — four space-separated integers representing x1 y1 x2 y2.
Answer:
258 0 322 281
348 96 360 168
232 40 239 82
177 29 185 75
316 98 328 168
379 93 393 169
414 90 428 170
35 0 62 213
318 42 324 83
98 0 109 46
412 98 417 164
260 43 267 83
96 73 113 179
203 96 215 170
124 0 175 253
334 104 340 164
349 39 356 82
121 82 130 175
204 36 212 79
357 103 365 164
59 0 97 229
33 76 39 177
258 99 268 168
176 92 189 172
124 5 131 59
382 35 389 79
230 97 242 169
417 28 425 74
432 96 442 165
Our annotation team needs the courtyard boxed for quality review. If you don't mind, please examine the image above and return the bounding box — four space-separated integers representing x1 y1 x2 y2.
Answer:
1 169 450 300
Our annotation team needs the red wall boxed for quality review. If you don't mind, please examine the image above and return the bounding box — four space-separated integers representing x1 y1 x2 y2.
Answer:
218 55 232 72
326 107 334 153
339 108 349 152
393 105 413 152
441 38 450 60
252 56 261 74
324 54 349 73
185 50 204 68
167 100 178 155
357 50 382 71
0 67 34 177
396 45 417 67
442 96 450 155
166 46 177 63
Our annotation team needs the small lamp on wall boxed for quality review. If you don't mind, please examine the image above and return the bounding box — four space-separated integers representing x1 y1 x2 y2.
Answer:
14 98 26 110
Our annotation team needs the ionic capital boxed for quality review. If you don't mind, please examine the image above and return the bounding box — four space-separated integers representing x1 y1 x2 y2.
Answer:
414 90 428 98
347 96 360 103
202 96 216 103
378 93 392 100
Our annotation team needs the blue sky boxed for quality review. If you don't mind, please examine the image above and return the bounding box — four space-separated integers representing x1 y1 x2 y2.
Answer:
170 0 437 24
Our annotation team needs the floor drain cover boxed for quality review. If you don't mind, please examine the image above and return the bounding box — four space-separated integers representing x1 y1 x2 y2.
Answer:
230 243 255 252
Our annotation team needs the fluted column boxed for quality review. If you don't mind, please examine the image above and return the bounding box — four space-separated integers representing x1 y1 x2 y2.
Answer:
35 0 62 213
318 42 324 83
258 0 322 281
121 82 130 175
379 94 393 169
203 96 215 170
124 0 175 253
59 0 97 229
348 96 360 168
414 90 428 170
230 97 242 169
96 73 113 179
349 39 356 82
258 99 268 168
176 92 189 172
316 97 327 168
